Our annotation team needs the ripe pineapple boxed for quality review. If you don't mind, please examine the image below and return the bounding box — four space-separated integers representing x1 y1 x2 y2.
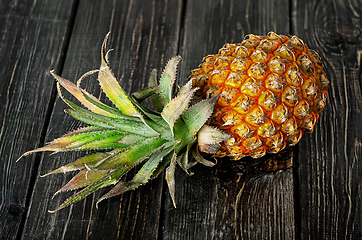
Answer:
191 32 329 160
19 32 328 211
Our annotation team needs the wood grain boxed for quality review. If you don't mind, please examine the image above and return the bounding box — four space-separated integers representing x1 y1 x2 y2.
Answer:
161 0 296 239
0 0 75 239
293 0 362 239
21 0 183 239
1 0 361 239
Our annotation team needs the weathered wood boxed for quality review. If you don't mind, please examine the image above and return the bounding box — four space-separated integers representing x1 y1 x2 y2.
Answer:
161 0 295 239
2 0 361 239
0 0 75 239
21 0 182 239
162 152 295 240
293 0 362 239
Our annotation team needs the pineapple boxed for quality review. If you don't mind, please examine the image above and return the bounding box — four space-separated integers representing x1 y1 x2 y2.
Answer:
19 32 328 211
191 32 329 160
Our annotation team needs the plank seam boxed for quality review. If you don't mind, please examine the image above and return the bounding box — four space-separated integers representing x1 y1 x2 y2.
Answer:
290 1 302 239
16 1 81 239
289 0 294 35
158 0 188 239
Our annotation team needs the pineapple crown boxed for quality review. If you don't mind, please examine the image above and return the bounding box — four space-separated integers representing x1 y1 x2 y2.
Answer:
18 33 230 212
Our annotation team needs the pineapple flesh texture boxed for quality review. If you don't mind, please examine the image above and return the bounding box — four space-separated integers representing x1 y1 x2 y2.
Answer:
191 32 329 160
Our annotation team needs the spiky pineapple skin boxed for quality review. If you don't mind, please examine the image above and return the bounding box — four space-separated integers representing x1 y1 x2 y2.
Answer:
191 32 329 160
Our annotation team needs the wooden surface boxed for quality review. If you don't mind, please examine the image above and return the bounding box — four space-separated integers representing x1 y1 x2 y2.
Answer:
0 0 361 239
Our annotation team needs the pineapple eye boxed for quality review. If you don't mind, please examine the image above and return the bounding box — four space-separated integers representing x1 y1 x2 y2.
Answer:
258 39 279 52
307 49 323 68
240 78 263 97
258 90 278 112
267 31 283 43
232 94 254 114
281 117 298 135
214 56 232 69
265 131 284 149
274 45 295 62
244 34 261 41
250 146 267 158
219 43 237 55
297 54 315 76
234 45 252 57
282 86 299 107
232 122 253 139
250 49 271 63
285 65 303 87
265 73 286 93
225 71 245 88
230 57 252 71
257 120 277 138
293 99 310 119
221 110 238 126
286 36 305 51
302 77 318 101
312 92 327 113
202 55 215 63
210 68 230 85
301 112 317 132
242 34 261 48
201 60 214 74
268 56 286 75
242 136 263 151
315 68 329 90
247 62 269 80
287 129 303 146
278 34 290 43
267 31 276 38
218 87 239 107
245 106 267 126
270 104 289 125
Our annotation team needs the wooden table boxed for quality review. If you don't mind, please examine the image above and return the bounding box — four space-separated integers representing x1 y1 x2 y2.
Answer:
1 0 361 239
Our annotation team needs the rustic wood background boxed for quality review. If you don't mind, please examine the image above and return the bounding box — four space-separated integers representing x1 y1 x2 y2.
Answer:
1 0 361 239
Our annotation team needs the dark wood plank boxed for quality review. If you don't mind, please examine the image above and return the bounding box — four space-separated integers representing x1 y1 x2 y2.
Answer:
21 0 183 239
293 0 362 239
238 168 295 239
162 0 295 239
0 0 75 239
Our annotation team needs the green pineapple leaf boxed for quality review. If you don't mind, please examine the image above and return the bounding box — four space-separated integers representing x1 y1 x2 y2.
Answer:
192 144 216 167
97 32 140 117
49 167 130 213
148 69 164 112
177 138 197 175
61 95 159 137
178 79 193 96
19 34 229 212
96 145 174 206
80 88 133 119
132 86 159 103
159 56 182 104
182 94 219 136
51 70 111 116
161 88 197 136
53 169 115 196
95 138 168 170
41 150 119 176
165 151 177 208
